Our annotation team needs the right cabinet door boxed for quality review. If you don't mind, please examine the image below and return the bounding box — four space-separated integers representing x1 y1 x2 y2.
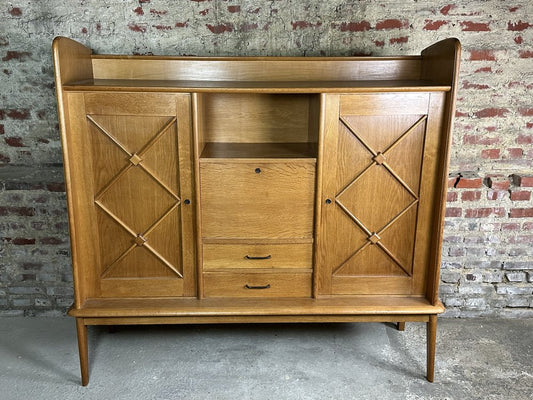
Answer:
317 93 446 296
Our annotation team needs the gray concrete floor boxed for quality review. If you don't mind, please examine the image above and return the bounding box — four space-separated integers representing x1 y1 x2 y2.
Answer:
0 318 531 400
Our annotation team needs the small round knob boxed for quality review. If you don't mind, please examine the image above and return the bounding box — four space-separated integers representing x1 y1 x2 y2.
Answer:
184 199 191 205
255 167 261 174
325 199 332 204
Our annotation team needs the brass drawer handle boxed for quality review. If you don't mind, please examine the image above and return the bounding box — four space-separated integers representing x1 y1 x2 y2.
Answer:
244 284 271 290
244 254 272 260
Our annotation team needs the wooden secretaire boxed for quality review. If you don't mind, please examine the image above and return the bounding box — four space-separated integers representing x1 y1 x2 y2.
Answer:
53 37 460 385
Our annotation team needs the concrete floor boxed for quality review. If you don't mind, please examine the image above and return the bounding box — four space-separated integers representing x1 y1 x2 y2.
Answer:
0 318 531 400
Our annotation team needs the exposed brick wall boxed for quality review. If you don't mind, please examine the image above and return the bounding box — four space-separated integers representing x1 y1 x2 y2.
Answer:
1 1 532 317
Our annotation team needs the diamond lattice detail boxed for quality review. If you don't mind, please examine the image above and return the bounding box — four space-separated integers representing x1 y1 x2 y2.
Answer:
368 233 381 244
129 153 143 166
332 115 427 277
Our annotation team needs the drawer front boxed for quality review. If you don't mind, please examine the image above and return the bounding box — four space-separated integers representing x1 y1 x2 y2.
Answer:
200 161 315 239
203 272 312 297
203 243 313 270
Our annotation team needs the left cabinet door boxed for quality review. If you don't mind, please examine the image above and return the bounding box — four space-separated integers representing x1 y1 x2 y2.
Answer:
63 92 196 299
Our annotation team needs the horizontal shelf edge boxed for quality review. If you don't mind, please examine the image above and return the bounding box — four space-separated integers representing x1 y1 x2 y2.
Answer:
62 79 451 93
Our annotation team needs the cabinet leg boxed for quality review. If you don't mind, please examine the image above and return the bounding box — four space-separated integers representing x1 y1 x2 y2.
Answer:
397 322 405 331
426 314 437 382
75 318 89 386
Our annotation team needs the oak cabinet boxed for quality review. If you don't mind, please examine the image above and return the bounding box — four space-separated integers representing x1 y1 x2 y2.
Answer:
53 37 460 386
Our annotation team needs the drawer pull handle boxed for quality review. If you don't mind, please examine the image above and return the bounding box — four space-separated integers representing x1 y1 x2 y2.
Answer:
244 284 271 290
244 254 272 260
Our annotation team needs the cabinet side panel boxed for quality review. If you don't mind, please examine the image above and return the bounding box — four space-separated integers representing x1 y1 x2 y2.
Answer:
422 92 450 302
411 93 447 296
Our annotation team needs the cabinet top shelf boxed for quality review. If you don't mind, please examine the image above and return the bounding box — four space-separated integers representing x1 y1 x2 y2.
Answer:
53 37 461 95
62 79 451 93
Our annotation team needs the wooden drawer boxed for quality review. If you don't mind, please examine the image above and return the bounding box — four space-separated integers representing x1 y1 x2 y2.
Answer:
203 243 313 270
203 272 312 297
200 161 315 239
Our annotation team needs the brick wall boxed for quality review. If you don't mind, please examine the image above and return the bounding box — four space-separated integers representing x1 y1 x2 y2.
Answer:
1 0 532 317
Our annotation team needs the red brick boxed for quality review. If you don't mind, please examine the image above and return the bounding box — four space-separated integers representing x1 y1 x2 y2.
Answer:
389 36 408 44
518 107 533 116
338 21 371 32
175 22 188 28
4 109 30 120
445 207 462 217
527 123 533 129
46 182 65 192
199 9 208 16
461 191 482 201
510 208 533 218
510 190 531 201
474 108 509 118
423 20 448 30
150 9 168 15
0 206 35 216
12 238 36 245
508 148 523 158
206 23 234 33
2 50 32 62
512 174 533 187
291 21 322 30
519 50 533 58
40 237 66 245
375 19 408 30
502 223 521 231
487 190 508 201
133 6 144 15
447 192 458 202
523 222 533 230
481 149 500 159
374 40 385 47
9 7 22 16
4 137 25 147
469 50 495 61
516 135 533 144
508 21 531 31
128 24 147 33
475 67 492 73
486 176 510 190
440 5 455 15
153 25 172 31
461 21 490 31
240 23 258 32
465 208 505 218
463 135 499 145
515 36 523 44
455 177 482 189
462 81 489 89
228 5 241 13
509 235 533 244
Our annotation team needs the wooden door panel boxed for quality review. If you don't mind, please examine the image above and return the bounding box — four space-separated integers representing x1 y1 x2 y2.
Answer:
319 93 435 295
79 93 195 297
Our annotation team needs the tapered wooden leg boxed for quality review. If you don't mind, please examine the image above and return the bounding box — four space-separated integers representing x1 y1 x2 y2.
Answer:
426 314 437 382
397 322 405 331
76 318 89 386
